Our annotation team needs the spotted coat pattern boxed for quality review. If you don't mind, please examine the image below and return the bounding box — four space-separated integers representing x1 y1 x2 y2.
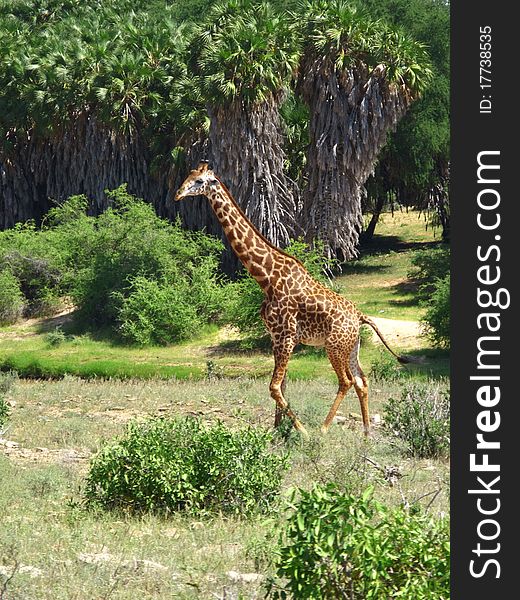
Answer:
176 162 406 435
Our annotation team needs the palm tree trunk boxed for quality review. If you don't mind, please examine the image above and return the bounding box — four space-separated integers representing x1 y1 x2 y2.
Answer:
300 60 411 260
207 98 300 250
1 112 168 226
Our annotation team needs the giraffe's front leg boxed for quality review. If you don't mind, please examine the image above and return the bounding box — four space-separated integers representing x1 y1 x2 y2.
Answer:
270 337 308 436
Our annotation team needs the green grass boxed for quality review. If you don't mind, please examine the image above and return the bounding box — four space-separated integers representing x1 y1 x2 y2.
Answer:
0 376 449 599
0 326 448 382
338 210 442 321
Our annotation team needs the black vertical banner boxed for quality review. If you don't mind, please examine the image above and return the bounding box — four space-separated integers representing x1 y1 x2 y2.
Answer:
451 2 516 598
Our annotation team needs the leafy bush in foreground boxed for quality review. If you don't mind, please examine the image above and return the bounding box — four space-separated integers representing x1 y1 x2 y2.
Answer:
383 381 450 458
268 485 449 600
84 417 289 515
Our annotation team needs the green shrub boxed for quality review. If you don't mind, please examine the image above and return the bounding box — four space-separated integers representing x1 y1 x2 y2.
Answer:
409 245 450 298
268 485 450 600
225 238 337 343
84 417 289 515
0 270 25 325
45 326 68 347
383 381 450 458
0 188 231 342
422 274 450 348
0 221 67 317
69 186 228 338
370 350 405 382
116 276 202 345
0 371 18 431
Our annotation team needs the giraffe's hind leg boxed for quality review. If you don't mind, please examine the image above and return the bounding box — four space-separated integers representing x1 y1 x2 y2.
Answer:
321 346 353 434
349 340 370 436
274 373 287 428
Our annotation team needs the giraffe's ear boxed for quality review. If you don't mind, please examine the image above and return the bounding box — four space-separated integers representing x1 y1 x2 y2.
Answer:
197 161 209 172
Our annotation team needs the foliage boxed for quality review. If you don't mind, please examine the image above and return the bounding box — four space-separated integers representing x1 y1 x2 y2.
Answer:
188 0 302 248
0 371 17 431
224 238 336 342
383 381 450 458
0 270 25 325
69 186 227 336
84 417 289 516
0 187 230 343
116 277 202 346
267 484 450 599
192 0 300 106
297 0 433 259
422 273 450 348
409 245 450 297
363 0 450 237
408 246 450 348
0 223 66 317
45 326 68 347
370 350 405 382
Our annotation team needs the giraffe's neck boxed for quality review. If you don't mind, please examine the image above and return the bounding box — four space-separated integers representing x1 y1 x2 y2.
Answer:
207 186 287 290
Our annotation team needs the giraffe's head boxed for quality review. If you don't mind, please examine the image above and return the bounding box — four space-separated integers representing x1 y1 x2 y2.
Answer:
175 161 219 201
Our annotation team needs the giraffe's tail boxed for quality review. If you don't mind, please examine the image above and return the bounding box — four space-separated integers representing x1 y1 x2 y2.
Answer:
359 314 420 364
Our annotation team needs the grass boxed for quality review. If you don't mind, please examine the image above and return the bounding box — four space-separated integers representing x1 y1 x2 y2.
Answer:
0 375 449 599
0 325 448 382
337 210 443 321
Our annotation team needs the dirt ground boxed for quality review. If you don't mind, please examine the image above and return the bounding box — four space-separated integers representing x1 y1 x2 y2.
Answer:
369 317 422 349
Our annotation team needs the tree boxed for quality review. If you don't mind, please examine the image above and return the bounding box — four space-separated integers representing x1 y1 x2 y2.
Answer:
189 0 301 248
362 0 450 241
297 0 432 259
0 1 193 227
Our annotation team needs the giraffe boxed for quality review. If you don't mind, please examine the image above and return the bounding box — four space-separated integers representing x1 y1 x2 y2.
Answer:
175 162 410 436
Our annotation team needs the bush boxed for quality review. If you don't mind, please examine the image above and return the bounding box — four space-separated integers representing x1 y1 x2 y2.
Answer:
370 350 405 382
116 276 202 345
45 326 68 347
408 246 450 348
224 238 337 343
0 371 18 431
84 417 289 516
422 274 450 348
0 220 67 318
69 186 228 338
268 485 450 600
409 245 450 298
0 270 25 325
383 381 450 458
0 188 231 342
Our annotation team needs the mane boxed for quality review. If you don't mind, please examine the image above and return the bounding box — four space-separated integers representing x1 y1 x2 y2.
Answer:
214 174 305 268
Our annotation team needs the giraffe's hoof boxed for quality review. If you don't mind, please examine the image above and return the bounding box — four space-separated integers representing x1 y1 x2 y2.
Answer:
295 423 309 437
320 424 329 435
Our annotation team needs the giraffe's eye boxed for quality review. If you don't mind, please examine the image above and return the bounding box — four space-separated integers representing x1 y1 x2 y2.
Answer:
195 178 204 184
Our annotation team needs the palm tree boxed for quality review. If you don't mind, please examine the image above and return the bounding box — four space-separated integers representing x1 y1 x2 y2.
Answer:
190 0 301 248
297 0 432 259
0 2 191 226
